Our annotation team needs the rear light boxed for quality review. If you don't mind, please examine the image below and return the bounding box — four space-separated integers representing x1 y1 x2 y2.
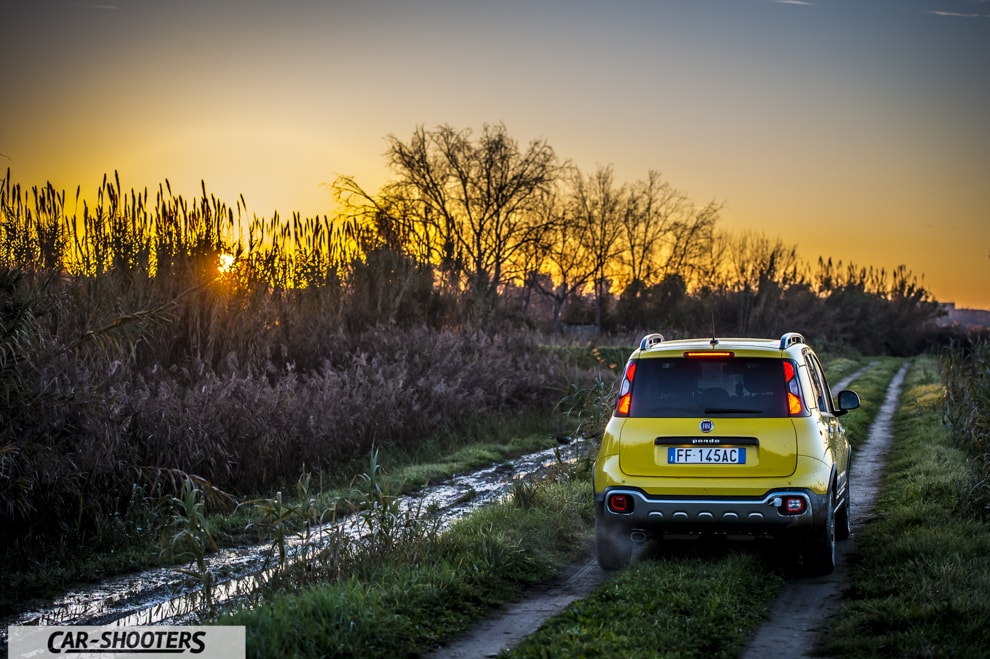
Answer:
774 496 807 515
782 360 805 416
617 394 632 416
787 392 803 415
608 493 633 513
616 361 636 417
783 360 796 381
684 351 734 359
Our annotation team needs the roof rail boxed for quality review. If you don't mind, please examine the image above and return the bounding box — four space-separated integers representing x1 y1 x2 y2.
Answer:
779 332 806 349
639 333 665 350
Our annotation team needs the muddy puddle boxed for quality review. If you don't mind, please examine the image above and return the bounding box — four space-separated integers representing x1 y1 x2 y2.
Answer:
1 438 591 642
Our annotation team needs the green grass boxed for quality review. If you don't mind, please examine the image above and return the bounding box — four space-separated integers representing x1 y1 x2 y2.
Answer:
822 354 872 385
373 429 562 494
216 469 596 658
813 355 990 657
505 550 781 659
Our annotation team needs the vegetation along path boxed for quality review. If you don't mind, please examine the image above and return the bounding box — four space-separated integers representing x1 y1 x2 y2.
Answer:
429 362 907 658
0 443 587 636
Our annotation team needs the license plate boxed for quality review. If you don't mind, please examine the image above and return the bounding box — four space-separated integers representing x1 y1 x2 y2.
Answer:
667 447 746 464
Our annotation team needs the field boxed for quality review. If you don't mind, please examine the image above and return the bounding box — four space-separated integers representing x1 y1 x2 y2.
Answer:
2 167 987 655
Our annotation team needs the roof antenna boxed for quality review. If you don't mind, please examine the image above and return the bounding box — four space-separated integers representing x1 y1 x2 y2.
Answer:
710 311 719 348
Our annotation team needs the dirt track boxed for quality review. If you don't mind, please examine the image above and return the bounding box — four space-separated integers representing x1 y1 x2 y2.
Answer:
741 363 906 658
423 553 609 658
428 363 907 658
3 364 906 658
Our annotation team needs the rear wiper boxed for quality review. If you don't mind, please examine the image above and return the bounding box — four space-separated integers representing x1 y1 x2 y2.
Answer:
703 408 764 414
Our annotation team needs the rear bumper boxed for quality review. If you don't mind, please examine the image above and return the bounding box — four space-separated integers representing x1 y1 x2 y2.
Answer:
595 487 828 535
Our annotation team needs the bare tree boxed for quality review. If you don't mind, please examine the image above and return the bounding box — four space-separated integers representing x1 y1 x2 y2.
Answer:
373 123 560 320
524 185 597 332
619 170 678 288
572 165 625 330
618 170 721 291
719 230 805 334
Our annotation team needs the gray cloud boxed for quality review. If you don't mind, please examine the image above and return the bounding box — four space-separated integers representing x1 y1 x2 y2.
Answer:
928 10 987 17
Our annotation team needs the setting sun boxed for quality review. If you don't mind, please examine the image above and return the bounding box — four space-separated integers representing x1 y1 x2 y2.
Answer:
218 253 236 274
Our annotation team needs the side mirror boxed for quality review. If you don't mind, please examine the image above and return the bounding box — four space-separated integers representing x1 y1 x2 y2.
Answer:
834 390 861 416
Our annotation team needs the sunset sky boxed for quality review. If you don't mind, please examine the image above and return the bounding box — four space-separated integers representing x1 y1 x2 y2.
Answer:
3 0 988 308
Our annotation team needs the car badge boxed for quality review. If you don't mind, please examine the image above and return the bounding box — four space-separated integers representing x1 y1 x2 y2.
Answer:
699 419 714 433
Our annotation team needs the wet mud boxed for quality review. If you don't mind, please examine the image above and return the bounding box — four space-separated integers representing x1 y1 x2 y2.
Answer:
1 438 589 643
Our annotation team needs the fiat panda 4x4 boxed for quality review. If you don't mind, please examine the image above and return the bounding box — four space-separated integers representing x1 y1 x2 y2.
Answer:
593 332 860 574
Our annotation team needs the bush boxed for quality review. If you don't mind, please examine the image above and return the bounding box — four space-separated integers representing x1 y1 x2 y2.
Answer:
942 338 990 518
0 318 567 545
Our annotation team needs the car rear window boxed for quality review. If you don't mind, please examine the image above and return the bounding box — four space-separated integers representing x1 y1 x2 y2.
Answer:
627 357 788 418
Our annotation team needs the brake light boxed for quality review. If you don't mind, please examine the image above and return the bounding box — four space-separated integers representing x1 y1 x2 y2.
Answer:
608 493 632 513
684 351 734 359
616 361 636 416
783 361 795 380
617 394 632 416
783 360 804 416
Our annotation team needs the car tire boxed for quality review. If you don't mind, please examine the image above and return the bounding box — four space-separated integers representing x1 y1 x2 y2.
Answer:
595 517 632 571
804 489 836 575
835 491 851 541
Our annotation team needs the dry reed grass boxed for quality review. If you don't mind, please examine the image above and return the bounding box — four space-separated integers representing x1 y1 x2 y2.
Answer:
0 170 573 556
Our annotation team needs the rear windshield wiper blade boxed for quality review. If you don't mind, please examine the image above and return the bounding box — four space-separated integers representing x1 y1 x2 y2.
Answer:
703 408 765 414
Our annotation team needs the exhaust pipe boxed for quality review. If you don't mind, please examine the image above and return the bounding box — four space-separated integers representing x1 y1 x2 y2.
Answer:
630 530 647 544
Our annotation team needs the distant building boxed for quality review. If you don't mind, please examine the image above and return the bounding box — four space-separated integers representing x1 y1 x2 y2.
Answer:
939 303 990 329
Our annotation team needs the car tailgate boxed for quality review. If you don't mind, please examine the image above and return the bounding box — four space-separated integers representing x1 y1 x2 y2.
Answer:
617 417 798 478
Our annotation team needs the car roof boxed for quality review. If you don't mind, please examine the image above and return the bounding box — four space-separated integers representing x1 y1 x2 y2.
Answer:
633 333 808 358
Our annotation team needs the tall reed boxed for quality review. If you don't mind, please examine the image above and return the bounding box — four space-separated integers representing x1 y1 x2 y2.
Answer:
0 170 584 565
942 337 990 516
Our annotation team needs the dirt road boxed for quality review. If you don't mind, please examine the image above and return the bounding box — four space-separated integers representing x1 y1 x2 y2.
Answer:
428 363 908 658
740 363 907 658
4 364 905 658
423 554 609 659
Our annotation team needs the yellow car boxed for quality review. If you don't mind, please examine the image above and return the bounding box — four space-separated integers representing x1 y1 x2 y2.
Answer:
593 332 860 574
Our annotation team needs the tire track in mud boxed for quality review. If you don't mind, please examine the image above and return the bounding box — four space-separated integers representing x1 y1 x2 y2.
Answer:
428 362 908 659
0 441 589 645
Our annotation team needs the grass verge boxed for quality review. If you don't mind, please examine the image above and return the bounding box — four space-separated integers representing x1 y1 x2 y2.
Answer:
215 466 596 657
505 549 781 658
813 355 990 657
838 357 907 451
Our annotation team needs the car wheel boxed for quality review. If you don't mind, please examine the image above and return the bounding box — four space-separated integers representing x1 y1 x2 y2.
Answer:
804 489 836 575
835 491 851 541
595 517 632 570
